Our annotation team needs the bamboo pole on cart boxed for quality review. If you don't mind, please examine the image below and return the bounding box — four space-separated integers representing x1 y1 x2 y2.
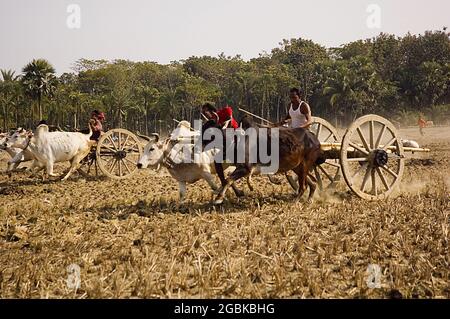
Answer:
238 107 274 125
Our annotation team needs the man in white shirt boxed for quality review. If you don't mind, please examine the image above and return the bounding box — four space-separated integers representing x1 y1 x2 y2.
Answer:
278 88 313 129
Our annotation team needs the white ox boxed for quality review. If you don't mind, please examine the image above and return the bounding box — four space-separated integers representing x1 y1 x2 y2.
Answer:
137 121 220 201
137 121 254 201
4 124 95 180
0 129 35 174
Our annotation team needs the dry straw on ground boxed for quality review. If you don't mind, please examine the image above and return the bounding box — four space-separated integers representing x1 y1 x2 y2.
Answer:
0 126 448 298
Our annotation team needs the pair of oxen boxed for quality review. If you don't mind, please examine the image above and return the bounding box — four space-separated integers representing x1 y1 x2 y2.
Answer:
137 117 323 204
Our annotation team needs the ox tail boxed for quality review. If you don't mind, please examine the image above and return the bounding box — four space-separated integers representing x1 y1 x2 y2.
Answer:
315 149 326 166
85 120 94 138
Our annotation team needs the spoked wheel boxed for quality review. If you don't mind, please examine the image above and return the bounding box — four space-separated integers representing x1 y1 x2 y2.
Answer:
340 114 405 200
285 117 342 192
310 117 342 190
77 150 99 178
96 129 143 180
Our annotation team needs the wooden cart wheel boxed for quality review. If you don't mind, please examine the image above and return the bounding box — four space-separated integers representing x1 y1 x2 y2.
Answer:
340 114 405 200
96 129 143 180
310 117 342 190
285 117 342 192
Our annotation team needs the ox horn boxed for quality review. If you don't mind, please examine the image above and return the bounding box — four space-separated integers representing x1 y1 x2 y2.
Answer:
150 133 160 143
137 134 152 142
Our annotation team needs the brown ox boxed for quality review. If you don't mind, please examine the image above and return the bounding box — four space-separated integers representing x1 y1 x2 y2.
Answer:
213 116 323 204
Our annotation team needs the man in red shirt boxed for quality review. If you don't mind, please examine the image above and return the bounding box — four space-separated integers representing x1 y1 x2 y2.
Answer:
202 103 238 129
418 115 426 136
200 102 244 198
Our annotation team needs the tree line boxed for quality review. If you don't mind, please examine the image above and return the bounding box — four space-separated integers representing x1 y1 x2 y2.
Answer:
1 29 449 135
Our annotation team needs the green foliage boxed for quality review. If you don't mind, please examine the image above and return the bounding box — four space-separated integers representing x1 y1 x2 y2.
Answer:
21 59 57 121
0 30 449 133
0 69 21 130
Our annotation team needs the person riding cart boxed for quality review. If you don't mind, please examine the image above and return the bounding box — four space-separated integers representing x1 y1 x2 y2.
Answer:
200 103 245 198
78 110 105 171
278 87 313 129
89 110 105 141
201 103 238 129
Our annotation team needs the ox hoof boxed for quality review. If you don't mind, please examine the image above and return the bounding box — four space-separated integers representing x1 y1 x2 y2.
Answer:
294 195 305 203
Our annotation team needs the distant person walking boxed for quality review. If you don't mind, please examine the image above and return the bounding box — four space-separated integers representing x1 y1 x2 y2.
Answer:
418 115 426 136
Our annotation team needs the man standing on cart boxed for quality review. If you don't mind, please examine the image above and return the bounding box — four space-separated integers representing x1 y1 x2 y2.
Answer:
276 88 315 190
278 87 313 129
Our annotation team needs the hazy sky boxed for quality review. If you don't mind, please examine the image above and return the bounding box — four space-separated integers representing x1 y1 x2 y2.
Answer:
1 0 449 74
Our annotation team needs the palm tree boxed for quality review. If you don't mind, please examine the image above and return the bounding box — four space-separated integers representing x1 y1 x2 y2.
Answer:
322 65 356 126
0 69 19 82
134 85 160 134
22 59 57 121
68 91 86 129
0 69 20 131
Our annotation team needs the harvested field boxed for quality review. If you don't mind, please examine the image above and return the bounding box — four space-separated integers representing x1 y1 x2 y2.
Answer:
0 126 449 298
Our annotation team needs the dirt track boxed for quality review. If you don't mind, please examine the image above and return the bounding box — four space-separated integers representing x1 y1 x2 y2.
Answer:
0 126 448 298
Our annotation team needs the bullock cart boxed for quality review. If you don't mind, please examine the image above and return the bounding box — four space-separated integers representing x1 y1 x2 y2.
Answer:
239 109 431 201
